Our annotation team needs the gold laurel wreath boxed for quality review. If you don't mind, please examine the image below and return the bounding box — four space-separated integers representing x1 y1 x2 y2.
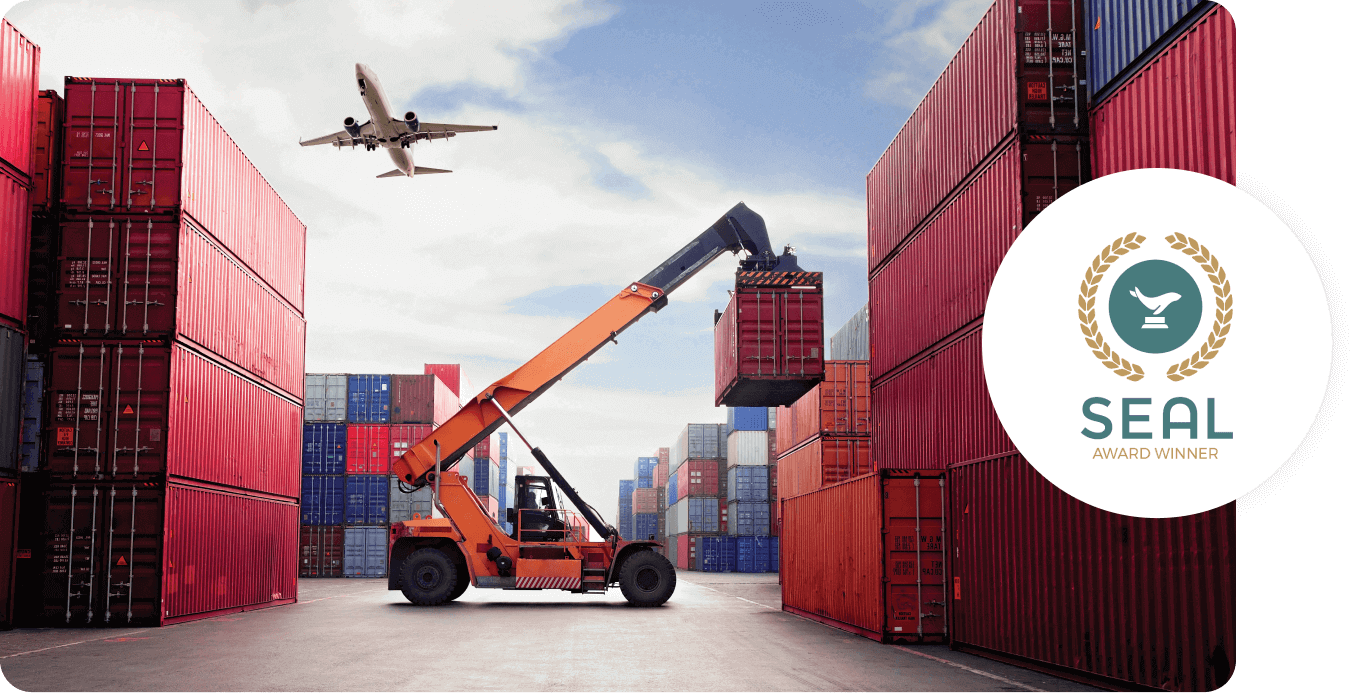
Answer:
1164 233 1233 381
1078 233 1147 381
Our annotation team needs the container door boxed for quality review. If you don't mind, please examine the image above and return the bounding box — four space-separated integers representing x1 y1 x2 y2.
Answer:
883 472 948 642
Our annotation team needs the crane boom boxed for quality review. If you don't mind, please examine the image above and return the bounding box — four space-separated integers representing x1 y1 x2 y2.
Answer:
391 202 797 489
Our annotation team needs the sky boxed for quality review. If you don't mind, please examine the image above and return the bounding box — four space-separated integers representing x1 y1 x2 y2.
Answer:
5 0 992 530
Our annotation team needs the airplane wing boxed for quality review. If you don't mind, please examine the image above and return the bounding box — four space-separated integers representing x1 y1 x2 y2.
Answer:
409 122 498 141
299 121 377 147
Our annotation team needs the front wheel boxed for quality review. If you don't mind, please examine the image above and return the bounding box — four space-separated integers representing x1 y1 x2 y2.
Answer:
400 548 469 605
619 551 676 607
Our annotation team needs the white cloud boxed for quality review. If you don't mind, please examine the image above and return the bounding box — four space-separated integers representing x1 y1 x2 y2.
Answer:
864 0 994 109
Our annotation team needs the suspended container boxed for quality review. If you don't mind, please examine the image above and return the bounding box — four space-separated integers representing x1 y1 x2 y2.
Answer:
714 271 824 407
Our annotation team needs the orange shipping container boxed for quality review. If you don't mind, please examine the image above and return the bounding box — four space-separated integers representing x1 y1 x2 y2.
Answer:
776 436 872 500
653 447 670 487
632 487 659 515
775 361 871 455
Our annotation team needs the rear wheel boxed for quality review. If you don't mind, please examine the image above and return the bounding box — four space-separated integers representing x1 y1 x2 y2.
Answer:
400 548 469 605
619 551 676 607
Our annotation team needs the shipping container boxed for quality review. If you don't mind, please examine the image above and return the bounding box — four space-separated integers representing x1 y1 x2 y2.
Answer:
782 471 946 643
389 374 458 425
301 475 344 526
345 424 390 475
1084 0 1209 101
344 475 388 526
388 423 434 471
299 525 343 578
634 513 660 541
0 19 38 180
388 476 432 523
950 453 1234 689
872 327 1012 471
725 430 768 467
714 272 824 407
671 423 720 468
776 361 872 453
666 497 720 535
777 436 873 499
304 374 347 422
735 535 776 573
0 166 31 330
830 304 869 360
635 456 657 483
458 457 499 496
24 212 57 346
1090 5 1234 184
423 363 472 403
726 407 768 433
0 477 16 628
632 487 659 515
342 527 387 578
675 533 705 571
473 435 494 458
653 448 670 488
41 480 297 625
30 90 62 211
866 0 1084 274
45 341 303 496
0 326 21 476
302 423 345 475
666 473 677 507
728 502 771 537
697 535 735 573
20 356 42 472
675 459 719 500
61 77 305 311
346 375 389 423
52 214 305 397
727 465 769 503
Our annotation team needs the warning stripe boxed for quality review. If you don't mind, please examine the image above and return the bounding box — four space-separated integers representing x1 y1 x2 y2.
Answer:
515 576 581 590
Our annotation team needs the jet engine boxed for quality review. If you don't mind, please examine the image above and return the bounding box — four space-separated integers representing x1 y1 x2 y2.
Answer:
404 111 420 133
343 117 362 138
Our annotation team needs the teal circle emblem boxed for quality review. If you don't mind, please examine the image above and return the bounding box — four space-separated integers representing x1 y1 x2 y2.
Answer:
1108 260 1203 354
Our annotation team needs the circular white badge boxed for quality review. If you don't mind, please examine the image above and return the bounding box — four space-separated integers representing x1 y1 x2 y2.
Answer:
983 169 1331 518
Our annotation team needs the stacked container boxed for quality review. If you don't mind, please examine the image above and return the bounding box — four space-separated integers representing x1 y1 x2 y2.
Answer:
775 360 872 505
498 432 513 535
617 479 635 541
19 72 309 626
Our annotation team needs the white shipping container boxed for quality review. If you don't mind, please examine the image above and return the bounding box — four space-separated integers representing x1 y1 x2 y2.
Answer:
304 373 348 422
671 423 721 470
726 430 769 468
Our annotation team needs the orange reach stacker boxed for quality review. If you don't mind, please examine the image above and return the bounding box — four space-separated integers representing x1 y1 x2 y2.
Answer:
387 203 805 607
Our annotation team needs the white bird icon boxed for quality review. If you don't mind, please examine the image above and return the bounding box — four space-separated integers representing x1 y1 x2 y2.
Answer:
1130 287 1181 315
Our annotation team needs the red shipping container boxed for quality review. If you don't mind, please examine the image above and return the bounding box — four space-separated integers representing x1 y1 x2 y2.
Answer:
389 374 459 425
472 435 495 459
872 327 1012 471
299 526 343 578
950 453 1234 690
775 361 871 454
632 487 658 515
714 272 824 407
653 447 670 488
676 459 719 500
776 436 872 500
346 424 391 475
61 77 305 312
0 19 38 180
866 0 1084 274
781 470 947 643
0 165 30 329
1 477 17 629
388 423 435 467
676 534 707 571
31 90 63 211
52 214 305 397
423 363 472 403
1091 6 1235 185
41 479 298 626
45 341 303 497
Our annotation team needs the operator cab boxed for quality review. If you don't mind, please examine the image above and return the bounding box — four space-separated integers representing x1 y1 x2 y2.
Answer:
510 475 568 542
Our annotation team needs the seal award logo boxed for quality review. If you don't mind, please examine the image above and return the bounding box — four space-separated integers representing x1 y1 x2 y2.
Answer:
982 169 1331 518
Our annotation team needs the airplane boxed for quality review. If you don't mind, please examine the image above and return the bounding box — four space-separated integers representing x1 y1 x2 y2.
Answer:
299 63 497 178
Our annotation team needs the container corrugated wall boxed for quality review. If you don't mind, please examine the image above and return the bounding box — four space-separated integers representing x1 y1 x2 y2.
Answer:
950 453 1235 690
163 483 299 623
1084 0 1208 100
777 436 872 499
1090 5 1235 184
714 278 825 407
0 19 38 180
0 327 21 476
865 0 1016 272
775 361 872 453
781 474 883 637
0 166 30 329
869 144 1020 379
30 90 62 212
829 304 869 360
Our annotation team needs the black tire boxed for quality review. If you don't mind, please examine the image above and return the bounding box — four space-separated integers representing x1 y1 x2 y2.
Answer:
619 550 676 607
400 548 469 605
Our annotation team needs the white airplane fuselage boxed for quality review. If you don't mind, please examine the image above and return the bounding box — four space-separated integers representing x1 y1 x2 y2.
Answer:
356 63 415 176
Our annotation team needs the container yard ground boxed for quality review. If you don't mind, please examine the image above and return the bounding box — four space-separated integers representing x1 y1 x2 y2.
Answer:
1 574 1095 692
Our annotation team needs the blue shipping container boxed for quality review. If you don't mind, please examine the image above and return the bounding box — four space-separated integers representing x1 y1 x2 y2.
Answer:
736 536 776 573
1085 0 1209 101
347 374 391 423
634 513 659 541
636 456 658 479
498 458 508 511
20 356 42 472
619 479 636 500
667 473 678 506
727 407 768 433
698 536 737 572
727 466 769 503
728 502 771 537
343 527 388 577
770 536 779 572
346 475 389 525
303 423 347 474
462 457 498 496
302 475 345 525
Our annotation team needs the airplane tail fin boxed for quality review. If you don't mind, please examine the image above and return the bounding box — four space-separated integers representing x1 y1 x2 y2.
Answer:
377 169 407 178
413 166 452 175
